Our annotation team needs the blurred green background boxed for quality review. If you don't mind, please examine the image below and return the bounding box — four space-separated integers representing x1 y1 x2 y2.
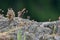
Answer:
0 0 60 21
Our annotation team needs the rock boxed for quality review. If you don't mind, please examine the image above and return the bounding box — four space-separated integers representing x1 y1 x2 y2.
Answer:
0 17 59 40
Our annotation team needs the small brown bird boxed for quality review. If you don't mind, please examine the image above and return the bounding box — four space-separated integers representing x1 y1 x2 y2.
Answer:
6 8 15 21
18 8 26 18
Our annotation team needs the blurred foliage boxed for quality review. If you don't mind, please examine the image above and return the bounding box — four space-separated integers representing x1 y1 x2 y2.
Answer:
0 0 60 21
